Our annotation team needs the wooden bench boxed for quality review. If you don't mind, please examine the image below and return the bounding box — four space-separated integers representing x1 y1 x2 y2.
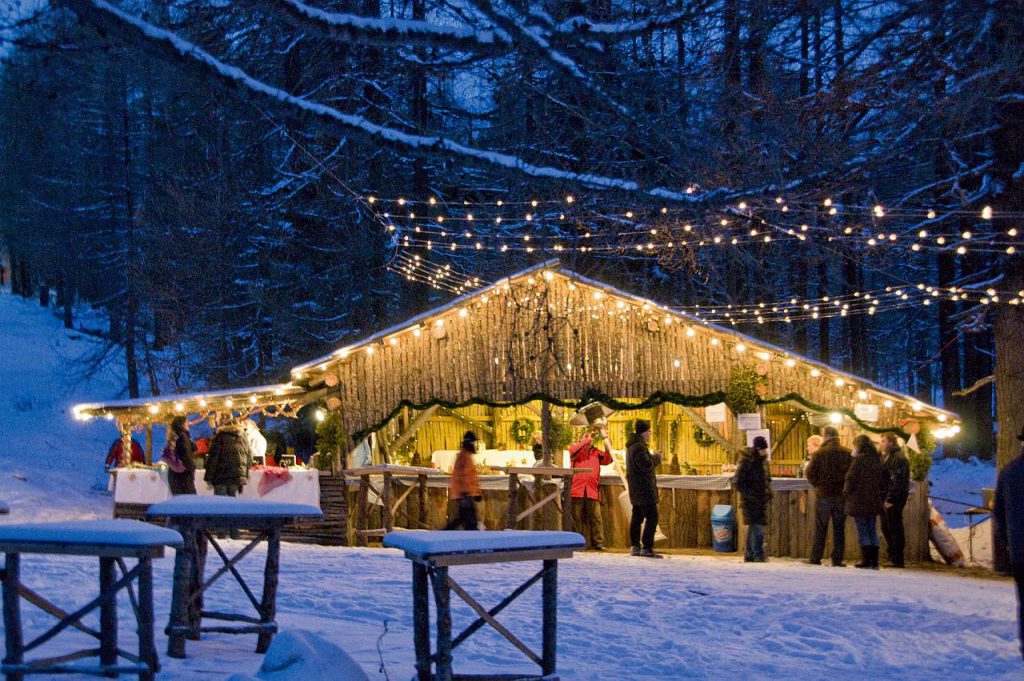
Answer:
146 496 322 659
383 530 585 681
0 519 182 681
345 465 445 545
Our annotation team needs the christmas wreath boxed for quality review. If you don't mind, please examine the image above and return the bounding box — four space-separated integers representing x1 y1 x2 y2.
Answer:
509 418 535 446
693 425 716 448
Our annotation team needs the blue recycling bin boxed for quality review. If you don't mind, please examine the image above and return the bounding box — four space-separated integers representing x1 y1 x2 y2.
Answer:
711 504 737 552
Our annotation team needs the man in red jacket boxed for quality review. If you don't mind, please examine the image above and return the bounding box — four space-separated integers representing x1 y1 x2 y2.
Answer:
569 428 613 550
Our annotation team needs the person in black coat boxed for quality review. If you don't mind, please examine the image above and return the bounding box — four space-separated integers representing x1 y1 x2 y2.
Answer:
880 433 910 567
844 435 888 569
168 416 197 495
806 426 853 566
736 436 772 562
626 419 662 558
205 422 251 496
994 424 1024 659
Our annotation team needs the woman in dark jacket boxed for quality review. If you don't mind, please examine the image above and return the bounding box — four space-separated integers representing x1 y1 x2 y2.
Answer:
844 435 888 569
626 420 662 558
168 416 197 495
736 436 772 562
204 422 251 496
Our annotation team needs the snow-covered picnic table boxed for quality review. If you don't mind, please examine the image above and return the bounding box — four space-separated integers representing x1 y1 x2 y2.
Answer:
0 499 8 515
147 496 322 659
384 530 584 681
0 519 182 681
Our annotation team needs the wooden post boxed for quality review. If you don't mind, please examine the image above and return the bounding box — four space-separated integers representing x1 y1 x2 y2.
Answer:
418 474 428 530
189 527 207 639
431 567 453 681
506 473 519 529
541 559 557 676
356 475 369 547
541 402 552 466
412 562 431 681
167 524 193 658
338 474 351 546
3 553 24 681
382 472 394 533
144 423 153 466
98 556 117 677
137 556 157 681
561 474 575 531
257 527 281 653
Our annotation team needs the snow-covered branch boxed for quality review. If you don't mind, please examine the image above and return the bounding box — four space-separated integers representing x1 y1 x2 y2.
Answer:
57 0 718 204
256 0 511 55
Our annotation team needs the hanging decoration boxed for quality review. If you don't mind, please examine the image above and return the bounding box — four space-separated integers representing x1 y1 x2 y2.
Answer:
509 418 535 446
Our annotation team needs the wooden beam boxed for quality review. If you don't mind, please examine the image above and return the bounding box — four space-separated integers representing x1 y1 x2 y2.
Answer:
389 405 440 453
447 576 542 667
438 407 494 435
773 414 804 453
680 406 741 458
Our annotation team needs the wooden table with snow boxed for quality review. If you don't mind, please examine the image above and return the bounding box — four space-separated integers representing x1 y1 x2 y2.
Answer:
146 496 322 660
383 530 585 681
0 519 182 681
111 467 321 507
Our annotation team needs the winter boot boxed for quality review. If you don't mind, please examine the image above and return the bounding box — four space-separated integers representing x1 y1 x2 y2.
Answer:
870 545 881 570
639 548 664 559
855 546 872 569
630 545 641 557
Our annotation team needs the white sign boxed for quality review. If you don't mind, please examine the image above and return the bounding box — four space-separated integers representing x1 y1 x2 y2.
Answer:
705 402 727 423
745 429 772 459
737 412 762 430
854 403 880 423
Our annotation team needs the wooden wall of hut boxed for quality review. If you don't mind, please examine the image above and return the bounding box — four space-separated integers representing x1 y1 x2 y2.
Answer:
327 271 912 444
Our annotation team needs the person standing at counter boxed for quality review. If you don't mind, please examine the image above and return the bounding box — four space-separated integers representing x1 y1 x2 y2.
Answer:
806 426 852 566
444 431 482 530
205 420 251 498
569 428 613 551
166 416 197 495
880 432 910 567
845 435 887 570
736 435 772 562
626 419 663 558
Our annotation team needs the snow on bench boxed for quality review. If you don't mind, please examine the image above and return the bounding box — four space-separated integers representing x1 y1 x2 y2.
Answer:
383 530 584 561
0 519 182 551
147 494 322 518
0 499 8 515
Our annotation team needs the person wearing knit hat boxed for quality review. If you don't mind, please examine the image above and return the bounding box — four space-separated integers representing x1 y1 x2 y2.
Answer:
994 421 1024 658
626 419 663 558
736 435 772 562
444 431 482 530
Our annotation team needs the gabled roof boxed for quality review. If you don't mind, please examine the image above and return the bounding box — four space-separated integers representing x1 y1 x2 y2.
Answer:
290 259 956 423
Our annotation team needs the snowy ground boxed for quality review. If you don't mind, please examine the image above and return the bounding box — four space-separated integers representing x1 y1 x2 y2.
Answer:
0 288 1021 679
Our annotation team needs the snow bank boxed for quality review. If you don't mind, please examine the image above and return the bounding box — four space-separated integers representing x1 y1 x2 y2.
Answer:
226 630 370 681
929 456 995 528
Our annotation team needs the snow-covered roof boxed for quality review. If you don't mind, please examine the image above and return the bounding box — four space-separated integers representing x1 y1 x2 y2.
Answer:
383 529 586 559
73 382 307 421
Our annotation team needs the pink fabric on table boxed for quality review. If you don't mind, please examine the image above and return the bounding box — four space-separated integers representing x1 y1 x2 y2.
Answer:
257 466 293 496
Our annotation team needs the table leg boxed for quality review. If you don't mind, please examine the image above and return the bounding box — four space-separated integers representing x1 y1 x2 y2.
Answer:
561 475 574 532
189 528 208 640
383 472 394 533
541 559 557 676
257 528 281 653
167 525 194 659
99 557 117 677
137 556 157 681
356 476 369 547
430 567 453 681
3 553 24 681
506 473 519 529
412 562 431 681
418 474 428 529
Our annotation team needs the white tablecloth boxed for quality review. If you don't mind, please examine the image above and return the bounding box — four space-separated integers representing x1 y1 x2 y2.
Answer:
431 449 623 476
112 468 321 508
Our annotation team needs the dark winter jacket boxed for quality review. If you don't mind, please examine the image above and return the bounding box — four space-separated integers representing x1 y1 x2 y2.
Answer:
882 445 911 507
262 429 288 467
994 454 1024 566
204 425 251 487
169 432 197 495
735 447 773 525
806 437 852 498
844 445 887 517
626 432 661 507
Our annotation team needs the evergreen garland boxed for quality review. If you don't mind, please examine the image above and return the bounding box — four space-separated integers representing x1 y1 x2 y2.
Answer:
725 366 765 415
